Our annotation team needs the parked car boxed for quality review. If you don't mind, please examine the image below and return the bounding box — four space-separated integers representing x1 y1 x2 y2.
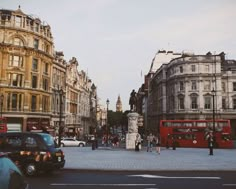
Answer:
0 153 29 189
60 138 86 147
0 132 65 176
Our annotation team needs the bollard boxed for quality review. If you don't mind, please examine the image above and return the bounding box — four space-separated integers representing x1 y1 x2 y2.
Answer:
92 141 95 150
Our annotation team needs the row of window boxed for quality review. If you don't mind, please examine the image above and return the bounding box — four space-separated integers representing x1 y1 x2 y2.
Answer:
169 96 236 110
1 14 51 38
168 64 211 76
7 73 49 91
6 93 49 112
8 55 49 73
177 81 236 92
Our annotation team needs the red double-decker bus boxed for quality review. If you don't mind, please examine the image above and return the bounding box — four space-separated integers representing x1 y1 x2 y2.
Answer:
0 117 7 133
160 119 233 148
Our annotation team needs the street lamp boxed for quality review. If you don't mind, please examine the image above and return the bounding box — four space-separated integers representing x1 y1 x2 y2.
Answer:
0 94 3 117
106 99 109 147
210 88 216 155
58 88 64 147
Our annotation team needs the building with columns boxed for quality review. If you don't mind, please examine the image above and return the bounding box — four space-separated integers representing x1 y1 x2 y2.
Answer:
0 7 54 132
147 52 236 138
0 8 98 137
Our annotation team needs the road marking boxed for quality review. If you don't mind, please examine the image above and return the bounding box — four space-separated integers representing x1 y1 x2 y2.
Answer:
223 184 236 187
128 174 221 180
51 183 156 186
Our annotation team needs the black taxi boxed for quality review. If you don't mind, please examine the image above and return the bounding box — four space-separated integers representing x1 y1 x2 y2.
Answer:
0 132 65 176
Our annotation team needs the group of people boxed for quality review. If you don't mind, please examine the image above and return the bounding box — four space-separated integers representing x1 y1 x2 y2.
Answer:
135 133 161 154
146 133 161 154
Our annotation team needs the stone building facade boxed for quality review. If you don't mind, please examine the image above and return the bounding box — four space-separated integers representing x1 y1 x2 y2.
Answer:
147 52 236 138
0 8 98 137
0 7 54 132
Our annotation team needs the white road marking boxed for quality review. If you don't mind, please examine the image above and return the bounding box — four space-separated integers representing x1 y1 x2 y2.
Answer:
223 184 236 187
51 183 156 186
128 174 221 180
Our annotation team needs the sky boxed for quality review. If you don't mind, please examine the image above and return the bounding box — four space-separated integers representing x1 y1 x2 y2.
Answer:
1 0 236 111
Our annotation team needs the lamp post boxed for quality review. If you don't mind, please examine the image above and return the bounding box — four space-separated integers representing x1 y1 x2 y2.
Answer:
106 99 109 147
58 88 64 147
210 88 216 155
0 94 3 117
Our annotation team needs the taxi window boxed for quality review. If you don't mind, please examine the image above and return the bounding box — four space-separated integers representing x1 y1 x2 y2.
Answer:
6 136 22 148
25 137 37 148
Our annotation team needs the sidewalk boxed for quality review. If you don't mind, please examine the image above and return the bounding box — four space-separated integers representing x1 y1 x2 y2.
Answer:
62 146 236 171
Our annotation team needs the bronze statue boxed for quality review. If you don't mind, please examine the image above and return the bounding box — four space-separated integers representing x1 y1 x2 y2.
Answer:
129 89 137 111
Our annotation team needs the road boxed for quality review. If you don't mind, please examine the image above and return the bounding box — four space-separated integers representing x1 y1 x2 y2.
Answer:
26 170 236 189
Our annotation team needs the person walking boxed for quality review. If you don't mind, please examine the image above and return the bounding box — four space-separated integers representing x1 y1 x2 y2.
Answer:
155 134 161 154
147 133 154 152
135 134 141 151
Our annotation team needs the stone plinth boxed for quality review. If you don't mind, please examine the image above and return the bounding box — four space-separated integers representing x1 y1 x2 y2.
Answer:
126 112 140 149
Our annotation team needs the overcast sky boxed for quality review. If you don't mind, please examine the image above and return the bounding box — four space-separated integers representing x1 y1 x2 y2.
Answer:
1 0 236 111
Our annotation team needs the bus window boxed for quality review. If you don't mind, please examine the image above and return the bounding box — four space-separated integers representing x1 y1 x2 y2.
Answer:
222 134 231 141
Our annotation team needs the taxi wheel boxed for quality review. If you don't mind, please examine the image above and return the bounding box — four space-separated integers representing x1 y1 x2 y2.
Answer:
25 163 37 176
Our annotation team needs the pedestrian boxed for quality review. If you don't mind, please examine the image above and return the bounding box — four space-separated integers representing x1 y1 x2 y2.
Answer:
147 133 154 152
155 134 161 154
135 134 141 151
206 131 214 155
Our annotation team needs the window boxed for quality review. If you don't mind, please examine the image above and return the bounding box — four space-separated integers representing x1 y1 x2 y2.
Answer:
222 98 226 109
222 82 226 92
33 39 39 49
233 99 236 109
180 66 183 73
42 78 48 91
31 95 37 111
233 82 236 91
32 58 38 71
204 97 211 109
205 65 209 72
32 75 37 88
191 65 196 72
12 94 17 110
42 96 49 112
204 80 210 91
15 15 22 27
191 96 198 109
9 55 23 67
179 81 184 91
25 137 37 148
35 23 39 32
44 63 49 74
191 80 197 90
45 44 49 53
179 96 184 109
6 136 22 148
6 93 22 111
8 73 23 87
11 37 24 46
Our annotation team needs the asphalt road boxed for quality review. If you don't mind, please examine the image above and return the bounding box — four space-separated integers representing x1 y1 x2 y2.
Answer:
26 170 236 189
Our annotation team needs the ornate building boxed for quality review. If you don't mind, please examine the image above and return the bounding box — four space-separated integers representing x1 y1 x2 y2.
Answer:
147 52 236 138
116 95 122 112
0 8 98 138
0 7 54 132
51 51 66 136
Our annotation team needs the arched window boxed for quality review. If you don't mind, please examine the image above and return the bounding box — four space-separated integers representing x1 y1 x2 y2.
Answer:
11 37 24 46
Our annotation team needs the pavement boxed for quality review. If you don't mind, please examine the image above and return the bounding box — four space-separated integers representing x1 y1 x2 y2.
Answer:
62 145 236 171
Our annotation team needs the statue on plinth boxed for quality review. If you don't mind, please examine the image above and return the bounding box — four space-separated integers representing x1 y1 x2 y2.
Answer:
129 89 137 112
